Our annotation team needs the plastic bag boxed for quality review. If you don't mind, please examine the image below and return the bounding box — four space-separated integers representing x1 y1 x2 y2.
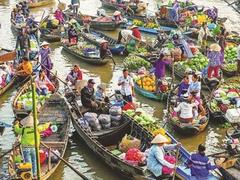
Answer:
84 112 101 131
162 155 176 174
98 114 111 125
119 134 141 152
111 115 122 127
109 106 122 116
124 148 145 166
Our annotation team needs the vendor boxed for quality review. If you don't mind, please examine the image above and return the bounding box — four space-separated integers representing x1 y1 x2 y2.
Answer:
131 25 142 41
68 25 78 45
147 134 181 179
178 76 189 97
188 74 201 103
100 40 111 59
14 115 50 179
174 94 198 123
207 43 222 79
35 70 55 96
54 8 64 24
155 30 168 48
66 65 83 85
39 41 52 79
198 22 211 49
112 11 123 24
188 144 218 179
16 57 32 78
71 0 80 15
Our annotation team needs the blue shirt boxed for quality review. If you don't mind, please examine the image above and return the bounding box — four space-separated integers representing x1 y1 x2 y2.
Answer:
188 153 217 177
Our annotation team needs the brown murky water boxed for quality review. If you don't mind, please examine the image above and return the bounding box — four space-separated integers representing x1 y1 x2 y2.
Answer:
0 0 239 179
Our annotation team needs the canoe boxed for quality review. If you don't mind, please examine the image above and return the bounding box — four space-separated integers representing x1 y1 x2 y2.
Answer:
12 76 59 120
79 30 125 55
8 93 71 179
168 89 209 136
134 82 168 101
0 76 17 97
70 104 218 179
28 0 55 8
62 44 110 65
100 0 140 13
207 76 240 123
0 48 16 63
222 68 236 78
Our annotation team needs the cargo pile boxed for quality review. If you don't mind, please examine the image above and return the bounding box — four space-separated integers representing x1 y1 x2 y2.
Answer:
123 55 152 72
223 46 238 72
134 75 156 92
132 19 158 29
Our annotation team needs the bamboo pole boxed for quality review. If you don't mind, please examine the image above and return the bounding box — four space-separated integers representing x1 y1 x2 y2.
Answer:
31 76 41 180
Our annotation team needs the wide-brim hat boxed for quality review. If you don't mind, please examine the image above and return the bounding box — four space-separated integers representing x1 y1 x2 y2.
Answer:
40 41 50 47
113 11 121 16
210 43 221 52
130 25 138 29
151 134 169 144
100 39 108 44
21 115 39 127
97 83 106 90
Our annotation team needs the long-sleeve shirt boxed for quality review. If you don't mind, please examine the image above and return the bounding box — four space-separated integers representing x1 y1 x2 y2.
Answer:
154 59 171 79
15 34 30 50
14 123 50 147
178 81 189 97
39 48 52 70
81 86 95 107
147 144 176 177
35 76 52 89
188 153 217 177
174 102 197 119
207 51 222 67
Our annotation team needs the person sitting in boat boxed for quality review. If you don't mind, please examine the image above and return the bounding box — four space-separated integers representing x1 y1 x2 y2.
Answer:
188 144 218 179
100 40 112 59
174 94 198 123
16 57 33 78
95 84 108 102
118 69 135 104
154 30 168 48
178 75 190 97
14 115 50 179
0 65 7 88
155 5 168 19
54 7 64 24
153 49 173 88
66 65 83 86
39 41 52 79
117 29 134 44
82 15 92 33
131 25 142 41
15 10 25 27
188 73 201 103
207 43 222 79
68 25 78 45
35 70 55 96
147 134 181 179
112 11 123 24
71 0 80 15
185 68 193 83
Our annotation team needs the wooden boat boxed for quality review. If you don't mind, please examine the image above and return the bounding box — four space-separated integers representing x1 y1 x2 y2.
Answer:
8 93 71 179
28 0 55 8
69 103 218 179
0 76 17 97
0 48 16 62
12 76 59 120
222 68 236 78
168 90 209 135
134 82 168 101
79 30 125 55
62 44 110 65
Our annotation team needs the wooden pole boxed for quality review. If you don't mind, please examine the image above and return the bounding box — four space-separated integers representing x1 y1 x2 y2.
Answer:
172 147 180 180
41 142 89 180
31 76 41 180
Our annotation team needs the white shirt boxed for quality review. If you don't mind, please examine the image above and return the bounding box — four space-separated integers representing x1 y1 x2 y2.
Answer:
118 75 134 96
237 45 240 60
174 102 197 119
121 30 132 42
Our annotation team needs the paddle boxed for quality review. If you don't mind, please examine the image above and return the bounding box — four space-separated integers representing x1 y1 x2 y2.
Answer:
172 147 180 180
41 142 89 180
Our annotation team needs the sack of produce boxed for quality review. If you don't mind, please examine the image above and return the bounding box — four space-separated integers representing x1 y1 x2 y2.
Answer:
124 148 145 166
119 134 141 153
78 118 90 129
109 106 122 116
225 109 240 123
84 112 101 131
162 155 176 174
98 114 111 125
101 123 111 129
111 115 122 127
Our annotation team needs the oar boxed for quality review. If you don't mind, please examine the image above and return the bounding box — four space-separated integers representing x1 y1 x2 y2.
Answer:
206 151 227 157
172 147 180 180
0 144 20 159
41 142 89 180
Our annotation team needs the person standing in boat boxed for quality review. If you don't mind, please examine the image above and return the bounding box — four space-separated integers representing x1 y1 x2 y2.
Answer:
118 69 135 103
218 28 228 64
54 7 65 24
68 25 78 45
207 43 222 79
14 115 50 179
39 41 53 79
35 70 55 95
66 65 83 85
15 10 25 27
15 29 31 61
198 22 211 51
71 0 80 15
188 144 218 180
147 134 181 179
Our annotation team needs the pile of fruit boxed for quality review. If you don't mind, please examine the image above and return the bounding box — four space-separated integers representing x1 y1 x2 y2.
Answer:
40 18 59 29
135 75 156 92
135 47 149 57
223 46 238 72
123 55 152 72
209 81 240 113
132 19 144 27
16 91 51 111
124 109 171 142
132 19 158 29
69 42 98 56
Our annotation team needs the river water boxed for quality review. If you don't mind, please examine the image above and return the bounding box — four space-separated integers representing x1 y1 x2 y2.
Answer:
0 0 239 179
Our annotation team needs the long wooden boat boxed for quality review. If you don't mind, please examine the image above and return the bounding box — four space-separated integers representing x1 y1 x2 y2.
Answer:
0 76 17 97
0 48 16 63
62 44 110 65
70 105 218 179
79 30 125 55
28 0 55 8
222 68 236 78
8 93 71 179
134 82 168 101
12 76 59 120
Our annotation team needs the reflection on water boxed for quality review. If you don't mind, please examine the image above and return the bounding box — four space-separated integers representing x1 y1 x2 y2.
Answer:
0 0 239 179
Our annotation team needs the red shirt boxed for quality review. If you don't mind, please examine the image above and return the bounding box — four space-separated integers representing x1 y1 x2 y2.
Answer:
132 28 141 40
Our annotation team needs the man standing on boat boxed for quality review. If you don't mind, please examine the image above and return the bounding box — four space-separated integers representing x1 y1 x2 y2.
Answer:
15 29 31 62
71 0 80 15
118 69 135 103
